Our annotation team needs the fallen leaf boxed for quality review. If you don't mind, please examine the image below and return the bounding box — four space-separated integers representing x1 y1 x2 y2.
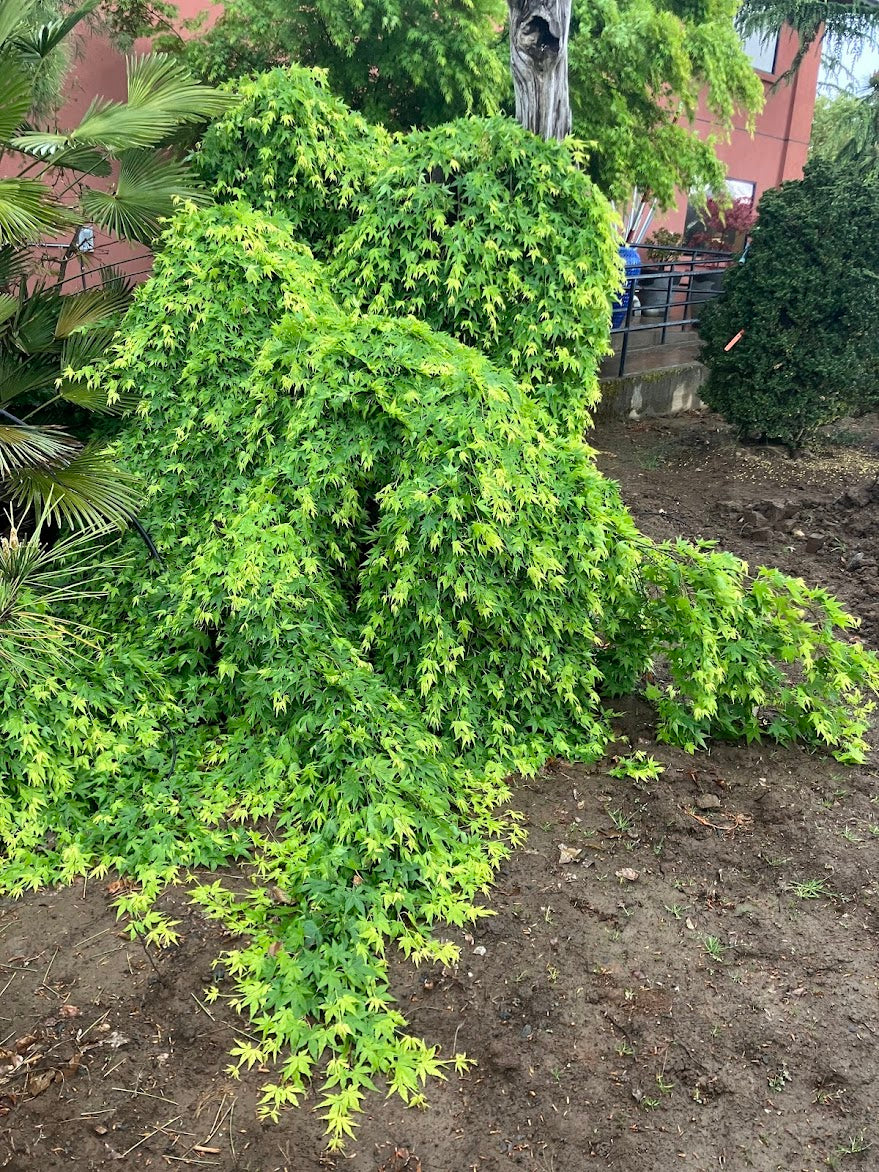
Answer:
269 885 292 904
25 1070 57 1097
558 844 582 865
58 1005 81 1019
685 917 696 931
615 868 639 882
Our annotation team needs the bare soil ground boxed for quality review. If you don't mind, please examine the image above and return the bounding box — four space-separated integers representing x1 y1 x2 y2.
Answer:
2 412 879 1172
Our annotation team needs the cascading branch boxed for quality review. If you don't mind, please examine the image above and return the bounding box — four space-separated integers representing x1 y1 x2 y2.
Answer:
0 204 876 1149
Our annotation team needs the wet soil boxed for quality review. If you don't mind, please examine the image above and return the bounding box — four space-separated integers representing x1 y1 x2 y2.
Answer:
2 412 878 1172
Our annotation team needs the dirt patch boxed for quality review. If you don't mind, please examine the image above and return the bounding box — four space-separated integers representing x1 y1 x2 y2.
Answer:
3 411 879 1172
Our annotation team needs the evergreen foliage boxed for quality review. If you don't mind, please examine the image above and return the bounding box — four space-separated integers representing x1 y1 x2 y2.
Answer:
810 78 879 177
195 66 391 253
699 161 879 448
2 203 877 1148
331 117 622 429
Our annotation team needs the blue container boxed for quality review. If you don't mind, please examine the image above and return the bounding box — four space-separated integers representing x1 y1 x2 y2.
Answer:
611 245 642 329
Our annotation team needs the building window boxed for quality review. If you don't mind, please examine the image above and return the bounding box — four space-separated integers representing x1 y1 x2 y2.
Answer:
741 29 779 75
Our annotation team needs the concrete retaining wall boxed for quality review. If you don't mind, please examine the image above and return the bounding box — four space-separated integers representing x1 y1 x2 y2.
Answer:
597 362 707 421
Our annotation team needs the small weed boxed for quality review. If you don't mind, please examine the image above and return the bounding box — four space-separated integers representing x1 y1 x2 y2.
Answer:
607 808 635 833
790 878 831 900
640 1096 661 1110
546 964 560 984
616 1041 635 1057
550 1067 562 1084
655 1074 675 1095
539 820 553 832
702 935 726 963
834 1134 870 1159
664 903 686 919
653 836 665 857
768 1062 792 1094
702 935 725 962
841 827 860 844
608 751 664 782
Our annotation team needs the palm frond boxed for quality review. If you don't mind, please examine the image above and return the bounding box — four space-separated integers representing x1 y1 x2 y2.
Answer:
12 98 170 155
14 139 112 177
0 244 28 288
10 0 99 63
0 509 127 679
80 150 210 243
0 49 31 141
0 418 76 476
0 177 67 244
54 283 133 338
0 0 36 49
0 353 58 403
125 53 233 124
4 440 139 528
0 294 16 329
9 287 61 353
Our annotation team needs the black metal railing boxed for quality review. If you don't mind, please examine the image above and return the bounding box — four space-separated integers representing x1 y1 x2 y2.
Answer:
608 244 736 378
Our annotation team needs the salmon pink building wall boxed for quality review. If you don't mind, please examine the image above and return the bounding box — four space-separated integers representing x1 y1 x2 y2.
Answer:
662 27 822 237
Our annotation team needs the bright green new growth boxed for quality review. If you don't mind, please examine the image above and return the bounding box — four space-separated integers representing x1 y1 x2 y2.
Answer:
1 204 877 1149
331 117 622 429
195 66 391 253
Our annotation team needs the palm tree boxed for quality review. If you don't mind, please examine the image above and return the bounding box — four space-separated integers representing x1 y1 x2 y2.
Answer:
0 0 229 529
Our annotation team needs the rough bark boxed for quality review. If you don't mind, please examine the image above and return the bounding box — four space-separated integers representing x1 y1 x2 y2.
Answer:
507 0 572 141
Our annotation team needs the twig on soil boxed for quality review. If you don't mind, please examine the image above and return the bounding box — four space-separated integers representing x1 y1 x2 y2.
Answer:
119 1113 183 1158
190 992 215 1022
684 807 752 834
111 1085 179 1105
139 935 168 985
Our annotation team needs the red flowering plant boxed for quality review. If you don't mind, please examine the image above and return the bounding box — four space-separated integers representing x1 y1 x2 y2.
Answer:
687 197 757 265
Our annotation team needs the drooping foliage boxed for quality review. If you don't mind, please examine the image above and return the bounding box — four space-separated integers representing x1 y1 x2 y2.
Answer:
699 160 879 448
331 116 622 429
568 0 763 206
810 77 879 177
183 0 509 130
195 66 391 253
3 202 878 1149
739 0 879 79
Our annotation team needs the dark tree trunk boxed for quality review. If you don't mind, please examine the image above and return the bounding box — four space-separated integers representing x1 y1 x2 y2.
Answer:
507 0 572 141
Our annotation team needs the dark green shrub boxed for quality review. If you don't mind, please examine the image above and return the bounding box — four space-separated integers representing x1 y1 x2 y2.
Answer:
2 203 876 1149
700 161 879 448
331 116 622 429
195 66 391 253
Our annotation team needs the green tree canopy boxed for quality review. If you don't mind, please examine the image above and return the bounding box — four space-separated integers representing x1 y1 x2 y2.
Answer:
184 0 509 130
569 0 763 206
131 0 763 203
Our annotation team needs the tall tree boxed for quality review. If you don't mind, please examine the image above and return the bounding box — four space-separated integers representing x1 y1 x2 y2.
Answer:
507 0 572 140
